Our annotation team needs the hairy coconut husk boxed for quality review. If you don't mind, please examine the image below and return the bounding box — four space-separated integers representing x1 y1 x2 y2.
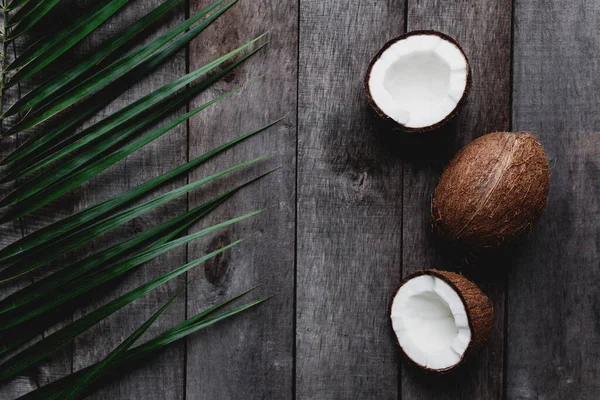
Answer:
432 132 550 248
391 269 494 372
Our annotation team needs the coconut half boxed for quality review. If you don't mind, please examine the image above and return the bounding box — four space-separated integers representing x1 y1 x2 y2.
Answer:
390 270 493 372
365 30 471 132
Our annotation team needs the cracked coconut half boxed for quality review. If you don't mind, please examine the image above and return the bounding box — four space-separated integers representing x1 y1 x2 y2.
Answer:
390 270 493 372
365 30 471 132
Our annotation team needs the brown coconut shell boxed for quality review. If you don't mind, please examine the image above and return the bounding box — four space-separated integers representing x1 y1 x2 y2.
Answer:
364 30 472 133
390 269 494 372
432 132 550 249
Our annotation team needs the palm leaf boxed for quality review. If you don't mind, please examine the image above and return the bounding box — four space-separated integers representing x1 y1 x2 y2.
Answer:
0 0 275 395
2 95 113 164
0 81 260 221
0 51 258 186
7 0 62 39
4 0 242 135
0 231 255 381
0 120 279 263
3 0 181 118
0 44 262 183
0 204 207 320
5 0 129 73
0 155 270 281
0 210 261 332
0 170 271 316
6 0 31 11
7 0 39 25
0 185 224 315
0 172 273 356
15 289 266 400
61 284 186 400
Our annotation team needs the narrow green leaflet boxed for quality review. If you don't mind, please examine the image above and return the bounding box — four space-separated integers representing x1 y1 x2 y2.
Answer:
8 0 62 39
3 0 182 118
0 211 261 332
4 0 242 135
15 290 266 400
6 0 129 77
0 65 237 185
2 95 113 165
0 120 278 263
61 286 186 400
7 0 39 25
0 45 261 185
0 200 220 357
6 0 31 11
0 189 226 315
0 173 272 357
0 233 254 381
0 208 209 357
0 171 271 316
0 84 251 221
0 155 270 280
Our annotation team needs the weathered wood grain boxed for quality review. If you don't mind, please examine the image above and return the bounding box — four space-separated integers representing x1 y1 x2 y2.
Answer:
400 1 513 399
185 0 296 398
508 1 600 398
296 1 405 398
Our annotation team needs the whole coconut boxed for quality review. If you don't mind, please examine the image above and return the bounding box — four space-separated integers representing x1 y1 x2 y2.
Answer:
432 132 550 248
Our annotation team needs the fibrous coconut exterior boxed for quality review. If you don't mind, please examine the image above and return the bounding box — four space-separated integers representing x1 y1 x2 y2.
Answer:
432 132 550 248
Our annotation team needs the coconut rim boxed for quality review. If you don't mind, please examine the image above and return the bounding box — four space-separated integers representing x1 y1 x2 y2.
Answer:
389 269 491 373
364 30 472 133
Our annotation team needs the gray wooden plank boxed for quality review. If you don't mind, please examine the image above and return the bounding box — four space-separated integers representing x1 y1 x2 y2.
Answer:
401 1 512 398
296 1 405 398
65 1 189 399
184 0 296 398
508 1 600 398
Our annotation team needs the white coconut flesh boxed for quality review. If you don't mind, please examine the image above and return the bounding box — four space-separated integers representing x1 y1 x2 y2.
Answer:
368 34 468 129
390 275 471 370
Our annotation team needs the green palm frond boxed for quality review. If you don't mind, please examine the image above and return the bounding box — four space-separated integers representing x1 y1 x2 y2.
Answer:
0 171 270 316
6 0 129 70
0 0 277 396
0 230 256 381
7 0 62 39
3 0 181 119
4 0 240 135
0 44 262 180
5 0 31 12
15 289 267 400
0 120 279 263
60 284 185 400
0 155 270 281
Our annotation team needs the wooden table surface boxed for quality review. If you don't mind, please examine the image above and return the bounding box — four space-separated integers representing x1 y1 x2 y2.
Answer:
1 0 598 399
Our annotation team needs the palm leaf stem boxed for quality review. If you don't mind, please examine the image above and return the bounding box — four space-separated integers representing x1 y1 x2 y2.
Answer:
0 2 8 125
